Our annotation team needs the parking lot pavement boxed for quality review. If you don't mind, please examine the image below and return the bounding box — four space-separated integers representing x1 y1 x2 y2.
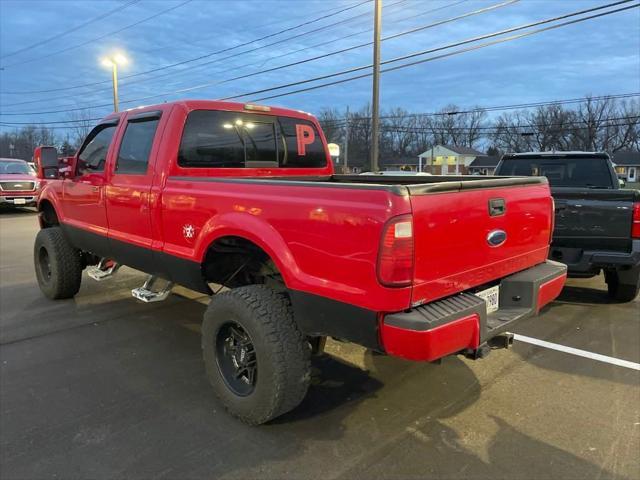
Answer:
1 209 639 480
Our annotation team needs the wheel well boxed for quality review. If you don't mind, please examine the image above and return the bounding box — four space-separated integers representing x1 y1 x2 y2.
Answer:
202 236 285 290
38 200 59 228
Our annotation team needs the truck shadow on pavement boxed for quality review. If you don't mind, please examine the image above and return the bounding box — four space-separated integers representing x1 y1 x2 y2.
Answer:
335 415 632 480
1 286 632 479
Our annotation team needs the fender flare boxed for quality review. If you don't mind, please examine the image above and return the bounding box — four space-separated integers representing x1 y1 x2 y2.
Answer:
36 187 63 225
195 212 302 289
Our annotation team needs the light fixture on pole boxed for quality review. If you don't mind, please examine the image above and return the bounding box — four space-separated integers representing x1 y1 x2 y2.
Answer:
101 53 128 112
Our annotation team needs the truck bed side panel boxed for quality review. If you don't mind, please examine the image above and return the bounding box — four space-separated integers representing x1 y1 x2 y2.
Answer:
160 178 413 312
411 184 552 305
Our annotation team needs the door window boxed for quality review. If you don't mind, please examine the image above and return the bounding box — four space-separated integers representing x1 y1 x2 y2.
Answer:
116 117 161 174
77 124 117 175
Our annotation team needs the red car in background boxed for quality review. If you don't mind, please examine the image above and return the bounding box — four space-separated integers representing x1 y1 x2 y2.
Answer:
0 158 40 208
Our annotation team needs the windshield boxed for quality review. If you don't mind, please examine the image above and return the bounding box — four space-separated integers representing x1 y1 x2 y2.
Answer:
498 157 614 188
0 160 32 175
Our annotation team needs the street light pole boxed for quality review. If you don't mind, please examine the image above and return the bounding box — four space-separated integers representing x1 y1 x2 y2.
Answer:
111 62 119 113
370 0 382 172
101 53 128 113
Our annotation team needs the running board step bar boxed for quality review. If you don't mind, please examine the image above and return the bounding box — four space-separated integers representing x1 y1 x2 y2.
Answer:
87 259 120 281
131 275 174 303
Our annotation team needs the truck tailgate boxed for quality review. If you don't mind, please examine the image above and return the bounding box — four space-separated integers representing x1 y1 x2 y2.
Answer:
552 188 636 252
410 182 552 305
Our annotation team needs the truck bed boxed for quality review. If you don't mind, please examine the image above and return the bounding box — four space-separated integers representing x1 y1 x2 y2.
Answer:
165 173 552 308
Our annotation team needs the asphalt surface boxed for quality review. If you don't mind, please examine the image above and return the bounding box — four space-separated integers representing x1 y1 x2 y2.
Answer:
1 208 639 480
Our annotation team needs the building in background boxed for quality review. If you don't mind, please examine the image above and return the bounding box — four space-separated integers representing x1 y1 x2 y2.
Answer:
612 150 640 185
418 145 487 174
468 156 500 175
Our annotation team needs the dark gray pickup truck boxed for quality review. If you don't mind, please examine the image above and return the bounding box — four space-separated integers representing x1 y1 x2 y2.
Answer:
495 152 639 302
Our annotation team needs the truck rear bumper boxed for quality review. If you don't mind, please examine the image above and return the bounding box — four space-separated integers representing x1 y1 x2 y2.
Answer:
550 241 640 274
380 260 567 361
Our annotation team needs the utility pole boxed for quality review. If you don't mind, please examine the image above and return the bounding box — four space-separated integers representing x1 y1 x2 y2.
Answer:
370 0 382 172
343 106 349 174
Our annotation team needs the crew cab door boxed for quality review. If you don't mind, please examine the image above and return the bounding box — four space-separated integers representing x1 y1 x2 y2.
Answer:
105 110 165 272
62 119 119 256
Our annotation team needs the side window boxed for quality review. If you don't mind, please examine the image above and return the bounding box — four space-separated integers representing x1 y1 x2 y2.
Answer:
116 117 161 174
178 110 277 168
77 124 117 175
277 117 327 168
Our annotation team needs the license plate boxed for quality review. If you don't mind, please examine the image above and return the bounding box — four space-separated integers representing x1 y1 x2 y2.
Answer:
13 198 26 205
476 285 500 314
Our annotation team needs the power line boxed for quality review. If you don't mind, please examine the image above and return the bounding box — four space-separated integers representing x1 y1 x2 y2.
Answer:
0 0 142 60
240 1 638 102
11 0 605 117
0 0 374 94
0 0 459 110
3 118 637 133
0 94 636 127
1 0 195 70
1 1 636 119
340 115 640 132
320 93 640 123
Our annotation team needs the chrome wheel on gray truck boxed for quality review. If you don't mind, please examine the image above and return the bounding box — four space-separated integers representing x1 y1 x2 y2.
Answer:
202 285 310 425
33 227 83 300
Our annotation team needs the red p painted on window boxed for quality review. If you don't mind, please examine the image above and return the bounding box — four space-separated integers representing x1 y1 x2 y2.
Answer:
296 124 315 156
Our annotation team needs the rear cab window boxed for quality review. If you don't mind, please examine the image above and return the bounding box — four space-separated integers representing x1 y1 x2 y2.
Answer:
499 156 615 188
178 110 327 170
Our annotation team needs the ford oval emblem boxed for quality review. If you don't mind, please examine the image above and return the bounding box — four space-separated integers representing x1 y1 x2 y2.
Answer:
487 229 507 247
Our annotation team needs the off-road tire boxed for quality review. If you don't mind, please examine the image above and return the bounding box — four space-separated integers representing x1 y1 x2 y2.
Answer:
605 269 640 302
33 227 82 299
202 285 310 425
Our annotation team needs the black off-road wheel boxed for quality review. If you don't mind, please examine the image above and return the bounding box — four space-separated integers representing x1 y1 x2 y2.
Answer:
33 227 82 299
605 269 640 302
202 285 311 425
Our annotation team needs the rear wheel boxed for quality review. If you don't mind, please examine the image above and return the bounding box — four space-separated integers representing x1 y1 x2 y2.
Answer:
33 227 82 299
605 268 640 302
202 285 310 425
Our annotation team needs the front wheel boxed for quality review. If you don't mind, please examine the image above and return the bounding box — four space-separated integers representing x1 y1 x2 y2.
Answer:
33 227 83 299
202 285 310 425
605 268 640 302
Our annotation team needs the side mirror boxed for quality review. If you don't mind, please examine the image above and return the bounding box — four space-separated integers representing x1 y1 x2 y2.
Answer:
33 146 60 179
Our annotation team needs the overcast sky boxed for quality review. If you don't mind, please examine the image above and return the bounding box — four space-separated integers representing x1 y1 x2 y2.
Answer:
0 0 638 132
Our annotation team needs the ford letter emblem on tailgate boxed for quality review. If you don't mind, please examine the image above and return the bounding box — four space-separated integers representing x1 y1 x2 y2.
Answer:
487 229 507 247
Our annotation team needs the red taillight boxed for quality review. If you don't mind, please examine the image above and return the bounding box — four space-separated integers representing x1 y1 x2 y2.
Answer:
549 197 556 244
377 214 414 287
632 202 640 239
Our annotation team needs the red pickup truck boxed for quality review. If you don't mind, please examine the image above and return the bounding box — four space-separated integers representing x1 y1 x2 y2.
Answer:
33 100 566 424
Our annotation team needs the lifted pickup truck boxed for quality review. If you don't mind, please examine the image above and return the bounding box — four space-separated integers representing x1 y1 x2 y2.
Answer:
495 152 639 302
33 100 566 424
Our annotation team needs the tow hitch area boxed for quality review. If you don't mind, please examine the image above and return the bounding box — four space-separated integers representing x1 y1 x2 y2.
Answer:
464 333 514 360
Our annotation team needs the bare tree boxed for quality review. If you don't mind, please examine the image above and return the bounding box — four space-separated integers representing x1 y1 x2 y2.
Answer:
67 109 94 148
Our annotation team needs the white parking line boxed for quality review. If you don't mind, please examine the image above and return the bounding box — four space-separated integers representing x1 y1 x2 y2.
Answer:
512 334 640 371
